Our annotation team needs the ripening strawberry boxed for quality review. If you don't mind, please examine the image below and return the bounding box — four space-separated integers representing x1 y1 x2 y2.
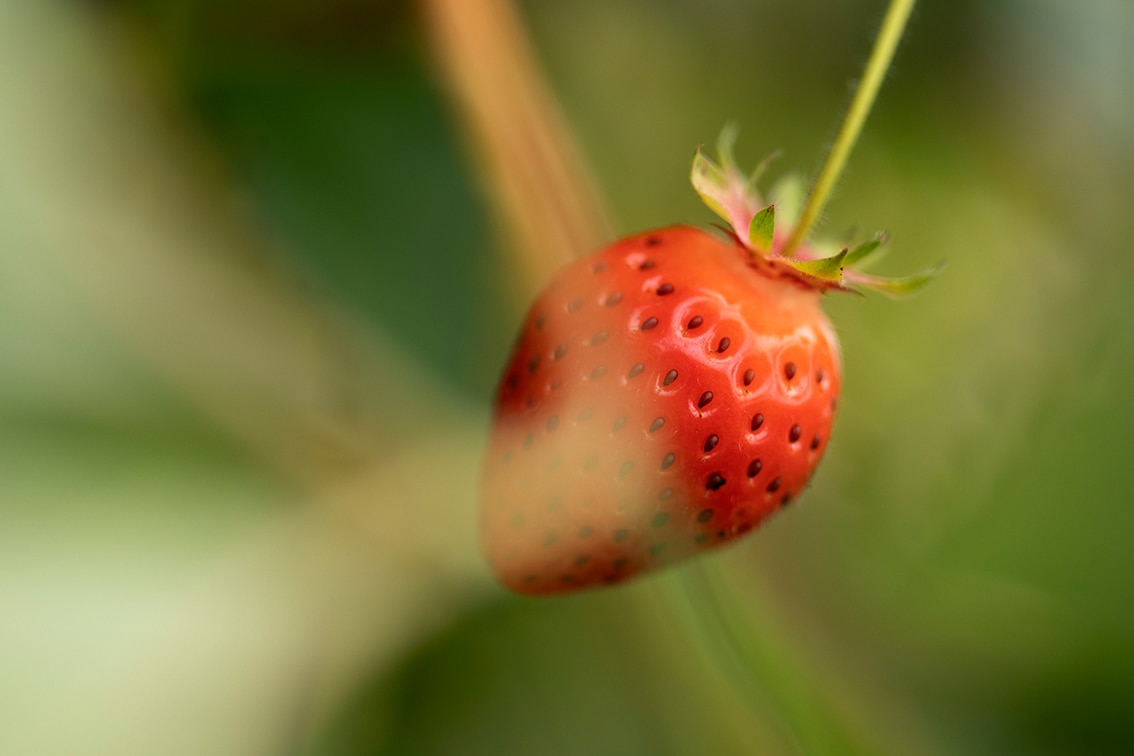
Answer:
480 136 936 596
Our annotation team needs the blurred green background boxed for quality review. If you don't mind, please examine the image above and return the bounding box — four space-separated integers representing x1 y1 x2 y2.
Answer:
2 0 1133 754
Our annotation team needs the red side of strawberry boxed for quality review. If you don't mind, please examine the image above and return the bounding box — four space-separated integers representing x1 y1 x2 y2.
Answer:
480 136 935 596
481 224 840 595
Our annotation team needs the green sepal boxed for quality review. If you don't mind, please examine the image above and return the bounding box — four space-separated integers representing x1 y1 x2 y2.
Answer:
845 232 889 267
782 248 848 282
847 263 944 298
690 147 731 225
748 205 775 253
690 132 765 242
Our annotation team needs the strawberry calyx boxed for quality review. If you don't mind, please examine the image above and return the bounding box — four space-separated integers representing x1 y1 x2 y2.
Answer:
691 129 939 298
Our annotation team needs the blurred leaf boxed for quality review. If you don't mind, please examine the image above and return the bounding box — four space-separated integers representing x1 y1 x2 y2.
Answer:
766 172 807 232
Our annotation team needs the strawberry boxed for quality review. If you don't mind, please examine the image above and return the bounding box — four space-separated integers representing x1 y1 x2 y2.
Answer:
481 137 936 596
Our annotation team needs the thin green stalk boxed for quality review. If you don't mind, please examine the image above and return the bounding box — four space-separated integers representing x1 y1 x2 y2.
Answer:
783 0 917 256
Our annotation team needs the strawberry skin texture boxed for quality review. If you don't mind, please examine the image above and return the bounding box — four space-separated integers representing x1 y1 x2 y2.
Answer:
481 226 841 595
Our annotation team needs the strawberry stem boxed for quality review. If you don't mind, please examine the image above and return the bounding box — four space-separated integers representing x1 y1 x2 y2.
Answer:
783 0 917 256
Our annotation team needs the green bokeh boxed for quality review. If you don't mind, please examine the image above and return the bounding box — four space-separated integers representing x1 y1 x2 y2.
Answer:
3 0 1133 754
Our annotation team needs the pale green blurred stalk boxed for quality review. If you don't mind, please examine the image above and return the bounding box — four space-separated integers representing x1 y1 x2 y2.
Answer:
0 2 491 753
422 0 613 308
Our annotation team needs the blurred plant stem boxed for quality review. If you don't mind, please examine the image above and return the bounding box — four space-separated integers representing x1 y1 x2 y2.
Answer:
673 562 878 755
421 0 612 309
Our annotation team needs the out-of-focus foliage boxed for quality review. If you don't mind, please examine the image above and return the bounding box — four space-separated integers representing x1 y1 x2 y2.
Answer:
2 0 1133 754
